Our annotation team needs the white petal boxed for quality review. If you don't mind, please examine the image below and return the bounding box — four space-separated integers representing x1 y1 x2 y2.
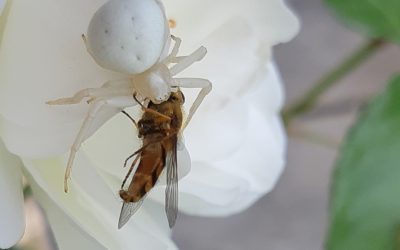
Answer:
180 18 261 105
22 150 177 249
0 104 122 158
185 99 248 162
165 106 285 216
172 17 283 121
246 62 286 113
26 178 108 250
163 0 299 50
175 20 262 163
81 109 141 178
0 139 25 249
212 107 286 192
184 62 283 164
149 162 256 216
240 0 300 44
243 62 287 150
0 0 126 154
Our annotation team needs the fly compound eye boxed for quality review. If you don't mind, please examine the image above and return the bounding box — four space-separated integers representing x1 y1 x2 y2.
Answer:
171 91 184 103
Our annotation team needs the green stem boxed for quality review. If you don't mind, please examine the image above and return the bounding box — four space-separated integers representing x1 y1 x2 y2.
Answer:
23 185 32 199
282 38 386 125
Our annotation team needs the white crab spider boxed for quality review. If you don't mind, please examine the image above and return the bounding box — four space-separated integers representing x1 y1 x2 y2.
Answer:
47 0 212 192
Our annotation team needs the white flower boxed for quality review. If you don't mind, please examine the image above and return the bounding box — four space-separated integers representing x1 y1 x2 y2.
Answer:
0 0 299 249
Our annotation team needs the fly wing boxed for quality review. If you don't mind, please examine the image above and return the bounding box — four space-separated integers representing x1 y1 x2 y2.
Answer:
118 200 144 229
165 135 179 228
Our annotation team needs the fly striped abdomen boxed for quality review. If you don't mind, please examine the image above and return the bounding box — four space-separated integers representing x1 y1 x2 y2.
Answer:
119 139 166 202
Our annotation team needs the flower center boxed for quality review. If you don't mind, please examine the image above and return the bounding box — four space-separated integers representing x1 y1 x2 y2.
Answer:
168 18 177 29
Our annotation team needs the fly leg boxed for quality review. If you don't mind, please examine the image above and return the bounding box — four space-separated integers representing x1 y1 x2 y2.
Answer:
123 143 147 169
120 132 177 194
121 110 138 129
123 131 178 171
173 78 212 130
121 153 141 189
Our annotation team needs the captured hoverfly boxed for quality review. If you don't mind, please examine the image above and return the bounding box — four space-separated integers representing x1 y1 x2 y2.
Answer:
118 90 185 229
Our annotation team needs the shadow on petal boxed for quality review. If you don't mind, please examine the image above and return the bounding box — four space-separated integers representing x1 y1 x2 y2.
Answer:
0 139 25 249
22 151 177 250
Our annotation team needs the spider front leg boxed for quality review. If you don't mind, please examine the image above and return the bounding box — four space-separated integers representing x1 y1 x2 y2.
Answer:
173 78 212 130
47 79 132 105
62 94 138 192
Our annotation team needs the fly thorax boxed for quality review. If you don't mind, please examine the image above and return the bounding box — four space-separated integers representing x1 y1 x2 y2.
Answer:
131 63 172 104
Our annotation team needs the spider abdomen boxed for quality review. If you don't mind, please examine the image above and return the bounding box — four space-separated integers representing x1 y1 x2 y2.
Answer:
86 0 169 74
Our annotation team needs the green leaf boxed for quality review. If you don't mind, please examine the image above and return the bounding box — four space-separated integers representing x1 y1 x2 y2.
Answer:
327 76 400 250
325 0 400 43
